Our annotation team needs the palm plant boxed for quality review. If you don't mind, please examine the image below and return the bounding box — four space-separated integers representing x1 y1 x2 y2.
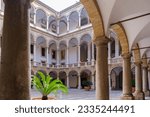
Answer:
32 71 68 100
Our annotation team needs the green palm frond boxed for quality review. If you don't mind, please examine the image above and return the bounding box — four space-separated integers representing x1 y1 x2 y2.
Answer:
32 71 68 97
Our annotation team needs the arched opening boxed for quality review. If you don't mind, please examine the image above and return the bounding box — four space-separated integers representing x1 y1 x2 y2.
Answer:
69 70 78 88
59 71 67 85
80 34 91 62
30 6 34 24
59 17 67 34
59 41 67 65
49 41 57 66
110 67 123 90
68 38 78 64
110 37 115 58
69 11 79 31
36 36 46 65
36 9 47 29
49 71 57 79
80 69 91 88
49 16 57 33
80 8 89 26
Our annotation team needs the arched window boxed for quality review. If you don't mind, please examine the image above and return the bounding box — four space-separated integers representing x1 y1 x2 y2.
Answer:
111 38 115 58
69 11 79 30
80 8 89 26
30 6 34 23
59 17 67 34
36 9 47 29
49 16 57 33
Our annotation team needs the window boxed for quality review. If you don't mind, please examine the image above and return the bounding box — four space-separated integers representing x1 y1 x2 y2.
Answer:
41 47 46 57
31 44 34 54
61 50 65 60
52 49 56 59
81 18 88 26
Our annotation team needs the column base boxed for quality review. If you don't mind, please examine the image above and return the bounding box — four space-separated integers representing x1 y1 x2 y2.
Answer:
144 90 150 97
121 94 134 100
133 91 145 100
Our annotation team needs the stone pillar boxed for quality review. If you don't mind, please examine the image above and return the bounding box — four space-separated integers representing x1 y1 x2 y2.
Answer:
115 41 119 57
91 42 95 65
121 53 134 100
67 16 70 32
78 73 81 89
67 75 70 88
91 73 95 90
66 47 69 67
87 43 91 63
0 0 31 99
46 46 49 68
78 13 81 28
78 45 80 67
46 15 49 30
108 42 111 64
57 47 60 67
133 62 145 100
57 20 59 35
34 8 37 24
94 37 109 100
142 65 150 96
33 41 37 66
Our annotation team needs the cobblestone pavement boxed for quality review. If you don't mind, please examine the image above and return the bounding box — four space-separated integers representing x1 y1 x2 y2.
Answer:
31 88 127 100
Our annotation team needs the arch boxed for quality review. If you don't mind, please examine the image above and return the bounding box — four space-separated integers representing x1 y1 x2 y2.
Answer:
110 37 115 58
68 70 78 88
49 16 57 33
111 23 129 55
30 6 34 23
36 36 46 46
110 67 123 90
132 44 141 62
59 17 67 34
80 34 91 43
49 71 57 79
80 69 92 88
68 38 78 64
59 71 67 85
80 8 89 26
69 11 79 31
80 0 104 38
36 9 47 29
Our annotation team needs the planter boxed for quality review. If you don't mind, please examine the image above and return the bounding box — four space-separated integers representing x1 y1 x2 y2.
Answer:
84 86 91 91
32 96 56 100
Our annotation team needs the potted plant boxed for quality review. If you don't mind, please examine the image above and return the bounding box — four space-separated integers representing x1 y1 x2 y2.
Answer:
82 80 93 91
32 71 68 100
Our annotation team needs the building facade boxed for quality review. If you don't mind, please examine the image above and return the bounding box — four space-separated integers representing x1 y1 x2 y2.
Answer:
0 0 136 91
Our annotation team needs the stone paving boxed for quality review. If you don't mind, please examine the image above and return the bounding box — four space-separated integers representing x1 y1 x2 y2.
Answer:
31 88 150 100
31 88 126 100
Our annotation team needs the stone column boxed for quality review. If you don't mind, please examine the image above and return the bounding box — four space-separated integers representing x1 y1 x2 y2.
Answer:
57 20 59 35
67 16 70 32
78 73 81 89
91 42 95 65
94 37 109 100
108 42 111 64
115 41 119 57
133 62 145 100
46 46 49 68
67 75 70 88
78 45 80 67
87 43 91 63
66 47 69 67
0 0 31 99
33 41 37 66
121 53 134 100
91 73 95 90
57 47 60 67
33 8 37 24
78 13 81 28
46 15 49 30
142 65 150 96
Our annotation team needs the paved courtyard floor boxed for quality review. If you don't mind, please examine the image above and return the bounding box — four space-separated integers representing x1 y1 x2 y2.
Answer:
31 88 150 100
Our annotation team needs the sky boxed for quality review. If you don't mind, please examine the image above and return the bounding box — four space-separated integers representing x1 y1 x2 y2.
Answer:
39 0 80 11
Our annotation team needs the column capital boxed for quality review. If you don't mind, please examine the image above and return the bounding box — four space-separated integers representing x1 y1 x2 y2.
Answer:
93 36 110 46
134 61 142 66
142 64 148 69
121 53 131 59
